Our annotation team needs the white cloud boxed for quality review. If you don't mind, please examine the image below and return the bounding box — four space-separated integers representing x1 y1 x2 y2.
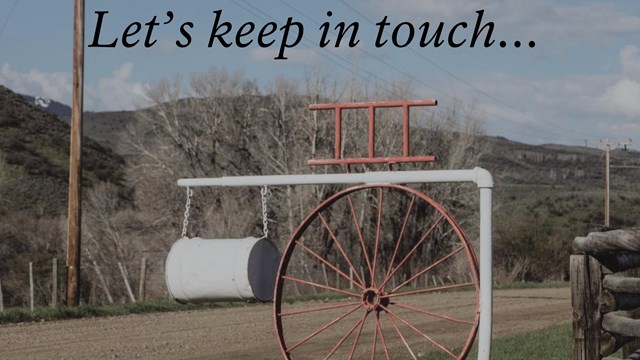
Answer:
0 64 72 104
360 0 640 44
620 45 640 77
412 44 640 145
597 79 640 117
86 63 147 111
594 46 640 118
0 63 148 111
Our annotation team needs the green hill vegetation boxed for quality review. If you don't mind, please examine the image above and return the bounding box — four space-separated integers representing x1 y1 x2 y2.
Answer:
0 85 128 215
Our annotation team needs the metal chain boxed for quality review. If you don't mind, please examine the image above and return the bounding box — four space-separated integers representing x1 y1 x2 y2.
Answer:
180 187 193 238
260 185 269 239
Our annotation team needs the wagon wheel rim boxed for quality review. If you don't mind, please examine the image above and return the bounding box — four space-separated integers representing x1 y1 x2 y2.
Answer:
274 184 480 359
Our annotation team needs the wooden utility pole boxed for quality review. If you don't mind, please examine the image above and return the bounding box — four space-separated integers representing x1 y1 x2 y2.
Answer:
599 138 633 228
66 0 84 307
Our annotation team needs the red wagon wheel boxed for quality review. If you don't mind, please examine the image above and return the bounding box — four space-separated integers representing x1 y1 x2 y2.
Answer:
274 184 479 360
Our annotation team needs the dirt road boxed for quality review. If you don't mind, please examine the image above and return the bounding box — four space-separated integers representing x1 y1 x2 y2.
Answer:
0 287 570 359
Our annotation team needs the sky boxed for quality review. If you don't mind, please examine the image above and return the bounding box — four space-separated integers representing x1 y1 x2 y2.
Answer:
0 0 639 149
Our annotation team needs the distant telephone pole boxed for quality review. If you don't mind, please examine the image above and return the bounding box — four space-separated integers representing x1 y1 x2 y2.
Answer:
599 138 632 228
66 0 84 307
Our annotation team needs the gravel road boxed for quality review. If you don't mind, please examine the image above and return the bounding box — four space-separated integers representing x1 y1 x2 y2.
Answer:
0 287 570 359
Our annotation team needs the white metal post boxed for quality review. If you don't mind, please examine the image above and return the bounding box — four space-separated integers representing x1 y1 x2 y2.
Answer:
478 187 493 360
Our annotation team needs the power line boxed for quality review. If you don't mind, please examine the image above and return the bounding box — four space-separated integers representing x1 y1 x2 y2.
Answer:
275 1 560 141
283 1 586 142
277 0 453 100
336 0 599 140
282 1 589 143
233 1 589 144
231 0 416 98
0 0 19 41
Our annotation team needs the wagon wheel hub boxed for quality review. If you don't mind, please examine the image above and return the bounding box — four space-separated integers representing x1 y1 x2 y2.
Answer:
361 288 389 311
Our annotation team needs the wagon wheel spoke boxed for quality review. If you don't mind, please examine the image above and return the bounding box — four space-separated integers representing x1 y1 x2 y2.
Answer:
295 240 365 291
371 188 384 287
287 304 363 353
347 194 374 282
382 305 457 359
279 301 362 317
348 309 371 360
384 282 475 299
385 311 418 360
375 311 391 360
370 314 378 360
281 275 361 298
324 309 370 359
391 246 464 293
392 303 474 325
380 214 445 290
318 213 366 287
383 195 416 287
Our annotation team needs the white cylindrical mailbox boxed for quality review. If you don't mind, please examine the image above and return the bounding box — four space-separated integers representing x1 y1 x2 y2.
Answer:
165 237 280 302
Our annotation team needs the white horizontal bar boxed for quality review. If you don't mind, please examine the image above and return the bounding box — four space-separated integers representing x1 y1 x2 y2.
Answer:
177 167 493 188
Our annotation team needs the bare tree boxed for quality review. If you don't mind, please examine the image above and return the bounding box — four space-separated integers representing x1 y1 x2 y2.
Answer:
118 66 488 297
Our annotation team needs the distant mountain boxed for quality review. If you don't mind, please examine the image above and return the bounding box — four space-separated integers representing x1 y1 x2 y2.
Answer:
20 94 137 151
479 136 640 190
20 94 71 119
0 85 129 215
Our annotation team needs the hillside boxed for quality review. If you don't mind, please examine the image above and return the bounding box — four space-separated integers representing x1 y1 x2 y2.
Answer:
11 89 640 230
15 90 640 230
21 94 137 150
0 85 638 306
478 136 640 230
21 94 71 119
0 85 128 215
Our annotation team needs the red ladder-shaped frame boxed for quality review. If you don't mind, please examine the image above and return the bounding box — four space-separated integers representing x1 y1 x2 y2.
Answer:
307 100 438 166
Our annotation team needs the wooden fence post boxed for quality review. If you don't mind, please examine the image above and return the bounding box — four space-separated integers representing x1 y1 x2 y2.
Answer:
92 261 113 304
573 229 640 359
304 263 317 295
0 279 4 312
118 262 136 303
52 258 58 307
349 268 354 291
29 262 34 312
624 268 640 357
571 254 603 360
138 258 147 302
321 263 329 287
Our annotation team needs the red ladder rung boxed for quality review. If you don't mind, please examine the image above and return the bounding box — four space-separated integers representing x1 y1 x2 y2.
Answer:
308 100 438 166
